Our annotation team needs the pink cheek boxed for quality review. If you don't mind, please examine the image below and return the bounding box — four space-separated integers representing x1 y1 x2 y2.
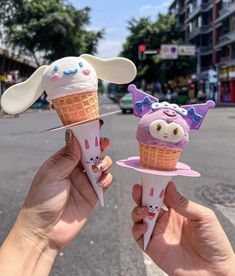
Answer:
83 69 90 75
51 73 60 80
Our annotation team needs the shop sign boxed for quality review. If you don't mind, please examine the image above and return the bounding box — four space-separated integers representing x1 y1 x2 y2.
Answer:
219 68 229 81
178 45 196 56
228 66 235 79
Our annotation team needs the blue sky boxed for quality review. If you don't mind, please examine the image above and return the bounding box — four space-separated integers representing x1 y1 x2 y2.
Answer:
70 1 171 58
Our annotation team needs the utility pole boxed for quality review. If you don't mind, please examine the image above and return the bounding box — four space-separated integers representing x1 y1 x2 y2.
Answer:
196 47 201 76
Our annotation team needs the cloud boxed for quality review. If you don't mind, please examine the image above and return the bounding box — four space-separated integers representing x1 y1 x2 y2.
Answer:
86 26 103 32
97 40 124 58
96 27 129 57
139 1 171 18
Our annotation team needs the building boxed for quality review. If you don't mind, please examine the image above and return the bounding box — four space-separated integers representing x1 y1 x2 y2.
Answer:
0 47 37 95
169 0 235 103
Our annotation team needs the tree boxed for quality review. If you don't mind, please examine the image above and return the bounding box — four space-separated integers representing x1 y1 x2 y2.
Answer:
121 14 196 88
0 0 103 66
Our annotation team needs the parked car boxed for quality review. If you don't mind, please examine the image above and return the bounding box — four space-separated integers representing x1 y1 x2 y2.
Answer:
119 93 133 113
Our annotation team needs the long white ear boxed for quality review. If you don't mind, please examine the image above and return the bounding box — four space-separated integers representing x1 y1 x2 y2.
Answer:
1 65 48 114
81 54 137 84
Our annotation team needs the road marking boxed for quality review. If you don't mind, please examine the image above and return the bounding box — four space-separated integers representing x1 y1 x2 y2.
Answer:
215 204 235 226
142 253 167 276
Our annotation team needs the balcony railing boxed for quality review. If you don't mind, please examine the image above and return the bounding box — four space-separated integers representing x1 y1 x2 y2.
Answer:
215 29 235 49
188 24 213 40
216 2 235 22
200 46 213 55
186 2 213 22
170 6 184 16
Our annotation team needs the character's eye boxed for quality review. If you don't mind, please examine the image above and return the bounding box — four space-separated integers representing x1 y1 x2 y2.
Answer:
90 158 93 161
149 120 167 139
79 62 83 67
96 156 99 160
156 123 161 131
53 65 59 72
149 205 152 208
173 128 179 135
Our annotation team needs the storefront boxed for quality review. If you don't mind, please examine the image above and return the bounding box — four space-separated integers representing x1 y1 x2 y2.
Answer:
219 67 235 103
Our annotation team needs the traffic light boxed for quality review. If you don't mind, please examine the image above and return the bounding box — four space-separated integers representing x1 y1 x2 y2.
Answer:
138 44 146 60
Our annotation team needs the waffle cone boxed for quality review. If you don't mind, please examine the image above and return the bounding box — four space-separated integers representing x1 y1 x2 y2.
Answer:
52 92 99 125
139 143 180 170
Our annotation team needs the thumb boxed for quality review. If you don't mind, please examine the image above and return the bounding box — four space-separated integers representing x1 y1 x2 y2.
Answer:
38 129 81 182
164 182 211 221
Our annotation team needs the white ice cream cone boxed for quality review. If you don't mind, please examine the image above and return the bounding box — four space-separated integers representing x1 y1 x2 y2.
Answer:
141 172 172 250
71 119 104 207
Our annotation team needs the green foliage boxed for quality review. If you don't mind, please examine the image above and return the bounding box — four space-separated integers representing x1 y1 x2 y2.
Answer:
0 0 103 66
121 14 196 85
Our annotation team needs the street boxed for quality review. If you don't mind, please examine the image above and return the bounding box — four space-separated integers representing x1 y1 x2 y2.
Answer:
0 96 235 276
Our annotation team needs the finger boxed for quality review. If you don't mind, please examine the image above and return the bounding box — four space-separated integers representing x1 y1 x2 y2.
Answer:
97 172 113 188
132 184 142 206
70 167 98 208
96 156 113 172
100 137 110 153
37 130 81 182
158 208 167 220
164 182 213 221
132 206 148 223
132 223 147 241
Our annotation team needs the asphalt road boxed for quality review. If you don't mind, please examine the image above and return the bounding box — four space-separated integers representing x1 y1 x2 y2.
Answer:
0 97 235 276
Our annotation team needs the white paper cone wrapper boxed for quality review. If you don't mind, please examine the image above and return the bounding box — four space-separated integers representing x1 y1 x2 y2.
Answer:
141 172 172 250
71 120 104 207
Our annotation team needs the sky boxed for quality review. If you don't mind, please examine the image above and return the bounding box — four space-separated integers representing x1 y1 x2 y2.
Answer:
70 0 171 58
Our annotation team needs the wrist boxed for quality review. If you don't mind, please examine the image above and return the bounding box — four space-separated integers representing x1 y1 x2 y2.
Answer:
0 214 59 276
13 211 60 261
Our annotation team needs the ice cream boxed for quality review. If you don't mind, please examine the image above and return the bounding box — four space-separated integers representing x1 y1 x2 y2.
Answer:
136 103 190 170
0 54 137 207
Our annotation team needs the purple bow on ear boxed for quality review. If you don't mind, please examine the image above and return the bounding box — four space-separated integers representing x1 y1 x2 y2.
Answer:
182 101 215 130
128 84 159 117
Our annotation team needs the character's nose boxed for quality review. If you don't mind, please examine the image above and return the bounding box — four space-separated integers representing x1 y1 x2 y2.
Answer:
163 109 177 117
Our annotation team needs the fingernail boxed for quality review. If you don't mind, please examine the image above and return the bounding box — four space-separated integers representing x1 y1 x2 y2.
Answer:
96 157 106 171
65 129 72 145
100 137 110 147
97 179 106 187
175 191 186 204
99 119 104 127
